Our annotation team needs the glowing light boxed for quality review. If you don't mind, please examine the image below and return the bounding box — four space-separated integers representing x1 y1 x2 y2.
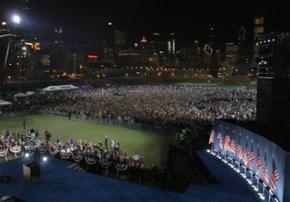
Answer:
1 21 7 26
253 186 259 192
42 156 48 162
88 55 98 59
258 194 265 201
24 153 30 158
140 36 148 43
32 42 41 51
12 14 21 25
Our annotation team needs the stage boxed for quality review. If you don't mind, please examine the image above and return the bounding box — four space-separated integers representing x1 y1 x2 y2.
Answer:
0 152 258 202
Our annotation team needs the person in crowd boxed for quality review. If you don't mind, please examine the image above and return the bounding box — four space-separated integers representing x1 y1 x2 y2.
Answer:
19 85 256 127
22 120 26 130
45 130 51 146
104 136 108 150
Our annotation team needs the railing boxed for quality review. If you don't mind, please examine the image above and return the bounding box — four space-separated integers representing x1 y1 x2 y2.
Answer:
38 110 176 135
0 108 176 135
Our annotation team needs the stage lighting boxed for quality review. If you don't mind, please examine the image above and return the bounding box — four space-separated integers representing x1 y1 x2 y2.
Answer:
258 194 265 201
42 156 48 162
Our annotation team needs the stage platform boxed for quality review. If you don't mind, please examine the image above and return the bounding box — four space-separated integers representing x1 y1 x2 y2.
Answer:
0 152 258 202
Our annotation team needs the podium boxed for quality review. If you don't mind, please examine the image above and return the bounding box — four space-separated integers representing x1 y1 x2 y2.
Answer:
22 161 40 182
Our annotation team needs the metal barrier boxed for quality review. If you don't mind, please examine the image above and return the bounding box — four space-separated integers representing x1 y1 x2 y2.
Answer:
38 110 176 135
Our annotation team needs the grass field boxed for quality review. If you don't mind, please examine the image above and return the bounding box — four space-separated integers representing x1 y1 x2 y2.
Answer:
0 115 171 166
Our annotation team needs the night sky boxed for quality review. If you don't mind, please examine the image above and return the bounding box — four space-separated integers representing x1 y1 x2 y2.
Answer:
0 0 289 50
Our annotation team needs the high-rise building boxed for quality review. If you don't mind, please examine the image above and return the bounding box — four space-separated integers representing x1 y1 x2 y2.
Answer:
114 30 127 49
51 26 66 70
54 26 64 45
167 32 176 55
254 16 265 41
237 26 250 75
252 16 265 68
182 40 200 68
256 32 290 126
207 24 218 77
223 42 238 76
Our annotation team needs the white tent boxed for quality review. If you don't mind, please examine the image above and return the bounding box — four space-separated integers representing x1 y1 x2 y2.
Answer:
14 91 35 98
14 92 27 98
41 85 79 92
0 99 12 107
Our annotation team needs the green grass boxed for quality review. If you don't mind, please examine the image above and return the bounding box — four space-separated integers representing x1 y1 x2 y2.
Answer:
0 115 171 166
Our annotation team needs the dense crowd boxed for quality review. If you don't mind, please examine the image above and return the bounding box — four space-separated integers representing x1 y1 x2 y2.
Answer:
25 85 256 126
0 128 144 168
0 128 167 187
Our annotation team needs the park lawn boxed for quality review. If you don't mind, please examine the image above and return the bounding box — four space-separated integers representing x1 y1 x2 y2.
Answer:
0 114 171 166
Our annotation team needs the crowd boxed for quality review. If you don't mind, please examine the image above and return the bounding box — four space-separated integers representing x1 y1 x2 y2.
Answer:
23 85 256 126
0 128 167 187
0 128 144 168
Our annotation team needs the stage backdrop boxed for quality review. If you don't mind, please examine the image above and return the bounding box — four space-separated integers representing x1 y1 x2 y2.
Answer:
211 120 290 202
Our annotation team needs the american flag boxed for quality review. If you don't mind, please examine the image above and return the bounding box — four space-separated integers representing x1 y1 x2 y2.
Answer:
217 133 223 150
270 159 280 192
255 147 262 176
243 140 250 164
208 130 215 145
262 153 269 185
235 135 243 160
246 142 255 169
224 135 231 151
247 151 255 169
230 138 235 154
236 144 243 160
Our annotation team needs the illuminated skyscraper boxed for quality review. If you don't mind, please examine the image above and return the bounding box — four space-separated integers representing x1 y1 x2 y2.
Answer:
54 26 64 45
254 16 265 41
251 16 266 68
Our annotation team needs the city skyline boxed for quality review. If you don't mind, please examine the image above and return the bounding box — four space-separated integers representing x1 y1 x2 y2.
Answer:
0 0 289 48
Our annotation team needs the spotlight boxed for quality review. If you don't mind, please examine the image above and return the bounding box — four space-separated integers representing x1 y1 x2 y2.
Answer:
24 153 30 158
11 14 21 25
42 156 48 162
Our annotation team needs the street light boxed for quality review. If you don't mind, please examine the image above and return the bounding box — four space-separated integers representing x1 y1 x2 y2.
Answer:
11 14 21 25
